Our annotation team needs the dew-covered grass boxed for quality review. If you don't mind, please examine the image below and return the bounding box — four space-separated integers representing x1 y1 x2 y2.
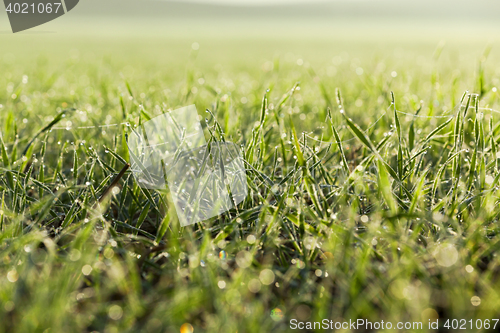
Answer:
1 35 500 332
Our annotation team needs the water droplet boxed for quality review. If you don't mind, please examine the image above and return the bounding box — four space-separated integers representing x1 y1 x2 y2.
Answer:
180 323 194 333
270 308 283 321
219 250 227 260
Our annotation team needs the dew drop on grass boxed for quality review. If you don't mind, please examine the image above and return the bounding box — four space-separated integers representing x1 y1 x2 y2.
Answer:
108 305 123 320
471 296 481 306
246 235 256 244
248 279 261 293
7 269 18 283
434 243 458 267
218 251 226 260
4 301 14 312
82 265 92 276
111 187 120 195
270 308 283 321
180 323 193 333
259 269 275 285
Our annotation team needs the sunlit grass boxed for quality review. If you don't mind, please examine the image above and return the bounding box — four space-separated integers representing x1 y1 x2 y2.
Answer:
0 40 500 333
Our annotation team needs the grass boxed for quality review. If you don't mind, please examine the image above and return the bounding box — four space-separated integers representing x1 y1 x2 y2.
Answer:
1 36 500 333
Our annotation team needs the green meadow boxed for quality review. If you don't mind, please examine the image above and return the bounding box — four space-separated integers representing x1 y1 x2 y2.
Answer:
1 4 500 331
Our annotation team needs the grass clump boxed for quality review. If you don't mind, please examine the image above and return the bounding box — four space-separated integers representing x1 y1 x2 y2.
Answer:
0 47 500 333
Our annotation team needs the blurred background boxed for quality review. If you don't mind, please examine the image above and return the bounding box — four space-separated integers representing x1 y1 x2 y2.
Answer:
1 3 500 332
1 0 500 74
1 0 500 124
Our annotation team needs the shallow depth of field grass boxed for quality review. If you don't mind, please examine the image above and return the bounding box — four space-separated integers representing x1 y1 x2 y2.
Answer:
1 29 500 333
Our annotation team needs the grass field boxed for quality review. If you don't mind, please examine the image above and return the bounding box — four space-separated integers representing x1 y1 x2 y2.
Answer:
2 3 500 332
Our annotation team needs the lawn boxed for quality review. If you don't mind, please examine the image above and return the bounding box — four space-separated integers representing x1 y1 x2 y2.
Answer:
1 13 500 333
